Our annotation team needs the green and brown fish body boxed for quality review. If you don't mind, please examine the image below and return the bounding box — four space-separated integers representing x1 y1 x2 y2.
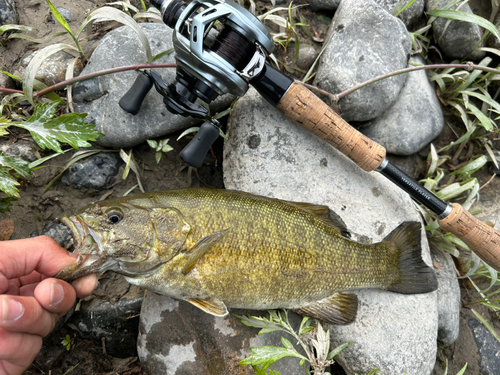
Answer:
57 188 437 324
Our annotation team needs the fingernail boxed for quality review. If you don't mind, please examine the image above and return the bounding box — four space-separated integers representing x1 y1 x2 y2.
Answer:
68 251 79 260
50 282 65 306
1 297 24 322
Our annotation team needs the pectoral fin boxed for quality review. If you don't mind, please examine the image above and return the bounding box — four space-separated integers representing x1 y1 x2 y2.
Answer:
182 228 230 275
295 292 358 325
185 298 229 317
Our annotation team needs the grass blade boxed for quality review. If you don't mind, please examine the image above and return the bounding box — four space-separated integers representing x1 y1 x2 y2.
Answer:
427 10 500 41
22 43 78 105
471 308 500 343
76 7 152 63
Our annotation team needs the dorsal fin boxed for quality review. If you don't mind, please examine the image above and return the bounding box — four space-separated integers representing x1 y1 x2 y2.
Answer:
294 292 358 325
185 298 229 316
182 228 230 275
286 201 350 238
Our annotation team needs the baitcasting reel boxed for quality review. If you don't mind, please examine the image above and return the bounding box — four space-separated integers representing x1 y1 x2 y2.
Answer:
119 0 275 167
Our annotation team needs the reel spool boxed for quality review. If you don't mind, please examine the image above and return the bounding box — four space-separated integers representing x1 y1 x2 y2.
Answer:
119 0 274 167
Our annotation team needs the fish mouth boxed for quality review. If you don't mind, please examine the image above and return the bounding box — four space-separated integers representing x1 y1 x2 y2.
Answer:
58 215 105 281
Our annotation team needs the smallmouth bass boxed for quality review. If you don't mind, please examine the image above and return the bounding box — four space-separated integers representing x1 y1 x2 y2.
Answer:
57 188 437 325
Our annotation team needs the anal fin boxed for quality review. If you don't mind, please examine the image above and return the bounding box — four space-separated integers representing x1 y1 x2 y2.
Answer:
295 293 358 325
185 298 229 317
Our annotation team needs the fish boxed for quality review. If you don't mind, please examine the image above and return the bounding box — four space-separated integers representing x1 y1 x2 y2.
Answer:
56 188 437 325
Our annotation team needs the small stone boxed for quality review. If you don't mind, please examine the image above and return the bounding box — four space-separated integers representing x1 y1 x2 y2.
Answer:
295 44 319 71
314 0 412 122
61 152 123 191
29 221 73 249
468 317 500 375
360 56 444 156
425 0 485 60
18 50 84 87
69 278 144 358
0 0 18 26
49 7 72 22
0 139 39 162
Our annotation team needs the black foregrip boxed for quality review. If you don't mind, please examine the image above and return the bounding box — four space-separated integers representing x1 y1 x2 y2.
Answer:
179 122 220 168
119 72 154 115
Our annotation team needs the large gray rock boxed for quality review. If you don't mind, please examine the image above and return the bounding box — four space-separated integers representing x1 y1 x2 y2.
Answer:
73 23 233 148
360 56 444 156
374 0 425 29
0 0 17 26
314 0 412 122
138 292 306 375
431 247 460 346
425 0 485 60
223 87 439 375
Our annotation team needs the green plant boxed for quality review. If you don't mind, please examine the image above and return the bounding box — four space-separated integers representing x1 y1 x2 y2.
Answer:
147 138 174 163
235 310 355 375
0 101 101 198
61 334 74 350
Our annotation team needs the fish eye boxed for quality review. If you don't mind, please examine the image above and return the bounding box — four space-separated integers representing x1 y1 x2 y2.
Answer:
107 210 124 224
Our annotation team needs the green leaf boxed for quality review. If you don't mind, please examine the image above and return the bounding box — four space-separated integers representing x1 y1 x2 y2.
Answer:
46 0 73 36
13 102 102 152
327 342 353 360
0 197 17 213
147 139 158 148
239 346 307 370
450 156 488 176
427 10 500 42
152 48 174 62
0 152 31 179
0 168 21 197
233 313 287 335
466 103 495 131
281 337 293 349
455 363 468 375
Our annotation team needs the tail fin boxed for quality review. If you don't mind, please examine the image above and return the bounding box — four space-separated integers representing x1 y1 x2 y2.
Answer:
385 222 438 294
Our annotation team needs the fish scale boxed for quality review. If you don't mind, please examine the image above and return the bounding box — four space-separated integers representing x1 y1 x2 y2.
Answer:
57 188 437 325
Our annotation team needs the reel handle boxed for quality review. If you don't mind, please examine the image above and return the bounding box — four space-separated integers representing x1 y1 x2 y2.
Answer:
277 82 386 172
180 122 220 168
119 72 154 115
439 203 500 270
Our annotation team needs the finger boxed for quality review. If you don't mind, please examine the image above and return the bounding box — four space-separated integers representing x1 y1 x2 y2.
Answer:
71 273 98 298
0 328 42 374
19 284 36 297
0 236 79 281
0 295 58 337
19 271 43 286
33 279 76 317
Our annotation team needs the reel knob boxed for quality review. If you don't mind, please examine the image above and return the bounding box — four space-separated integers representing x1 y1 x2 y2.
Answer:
180 122 220 168
119 72 154 115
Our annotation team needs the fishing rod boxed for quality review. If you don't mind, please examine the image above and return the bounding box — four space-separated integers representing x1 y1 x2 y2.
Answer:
119 0 500 271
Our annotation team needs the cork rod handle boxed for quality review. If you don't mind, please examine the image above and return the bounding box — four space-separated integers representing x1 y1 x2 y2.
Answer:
277 82 386 172
439 203 500 270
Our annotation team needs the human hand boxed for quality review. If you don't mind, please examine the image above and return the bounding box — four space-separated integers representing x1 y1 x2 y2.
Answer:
0 236 98 375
